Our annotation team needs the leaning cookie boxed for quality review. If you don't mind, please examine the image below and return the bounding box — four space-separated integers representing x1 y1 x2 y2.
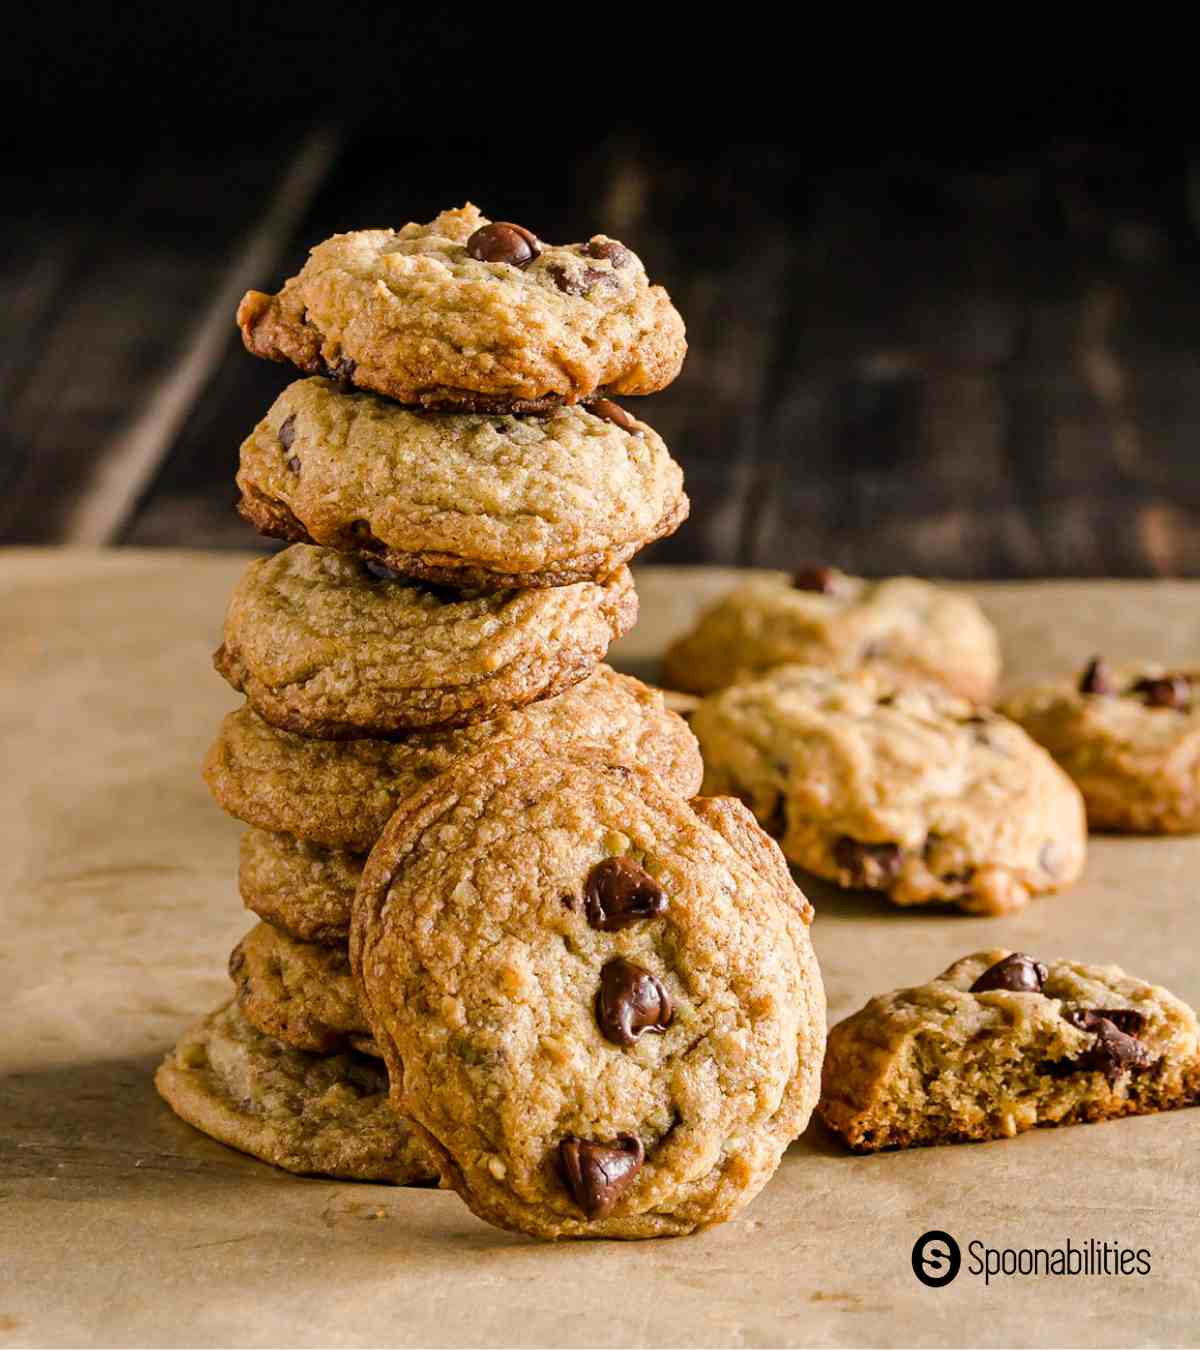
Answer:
351 742 825 1240
214 545 636 737
229 922 376 1056
693 665 1085 915
237 204 686 411
819 950 1200 1151
204 665 702 854
237 378 687 590
663 566 1000 702
1000 659 1200 833
154 1002 434 1184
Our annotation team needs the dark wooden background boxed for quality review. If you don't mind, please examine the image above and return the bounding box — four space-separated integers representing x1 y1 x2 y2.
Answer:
4 18 1199 578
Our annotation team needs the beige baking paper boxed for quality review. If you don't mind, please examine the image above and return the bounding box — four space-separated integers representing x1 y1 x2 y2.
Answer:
2 550 1198 1348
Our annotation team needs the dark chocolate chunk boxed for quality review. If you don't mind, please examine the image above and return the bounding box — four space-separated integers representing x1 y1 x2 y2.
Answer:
1130 674 1191 711
549 262 610 295
970 952 1048 994
595 958 673 1046
832 837 903 888
1078 657 1114 696
583 858 667 931
792 564 839 594
466 221 540 268
589 398 639 434
278 414 297 452
557 1135 644 1218
1046 1007 1156 1084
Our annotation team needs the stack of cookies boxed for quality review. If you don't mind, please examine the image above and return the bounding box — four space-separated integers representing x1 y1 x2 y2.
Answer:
157 205 829 1237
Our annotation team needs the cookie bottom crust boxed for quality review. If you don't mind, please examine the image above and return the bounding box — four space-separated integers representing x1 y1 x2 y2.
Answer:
155 1002 434 1184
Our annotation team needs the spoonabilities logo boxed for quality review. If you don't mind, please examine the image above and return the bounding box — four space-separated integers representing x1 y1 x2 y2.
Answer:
912 1231 962 1287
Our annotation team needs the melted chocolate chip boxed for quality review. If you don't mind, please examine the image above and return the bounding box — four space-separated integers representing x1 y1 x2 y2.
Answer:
832 837 903 888
595 958 673 1046
327 357 356 390
549 263 612 295
363 558 408 582
583 858 667 931
466 221 540 268
1044 1007 1156 1084
589 398 640 434
1130 674 1192 711
278 414 297 452
582 239 630 268
557 1135 644 1218
792 564 839 594
970 952 1048 994
1079 656 1114 696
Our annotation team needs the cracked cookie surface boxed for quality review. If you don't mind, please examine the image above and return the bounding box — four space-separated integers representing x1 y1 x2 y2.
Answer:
237 204 686 410
693 665 1085 915
663 569 1000 701
214 545 636 737
229 921 375 1056
819 950 1200 1151
351 741 824 1240
206 665 702 855
1000 661 1200 832
237 378 687 589
154 1002 434 1183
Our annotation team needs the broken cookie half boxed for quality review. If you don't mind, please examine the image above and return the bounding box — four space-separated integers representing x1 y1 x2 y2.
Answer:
819 949 1200 1151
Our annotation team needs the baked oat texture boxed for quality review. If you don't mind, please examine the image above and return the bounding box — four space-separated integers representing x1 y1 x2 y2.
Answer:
229 921 375 1056
663 570 1000 701
819 949 1200 1151
1000 662 1200 833
237 204 686 410
692 665 1086 915
214 545 637 737
351 741 825 1240
204 665 703 854
154 1001 434 1184
237 378 688 589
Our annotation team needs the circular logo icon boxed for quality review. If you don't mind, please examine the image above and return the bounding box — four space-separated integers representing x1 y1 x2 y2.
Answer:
912 1230 961 1287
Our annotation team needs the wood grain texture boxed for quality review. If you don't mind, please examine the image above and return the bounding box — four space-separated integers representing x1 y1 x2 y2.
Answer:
7 131 1200 577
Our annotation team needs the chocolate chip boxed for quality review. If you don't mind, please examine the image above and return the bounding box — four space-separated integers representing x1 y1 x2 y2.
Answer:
286 456 301 474
1130 674 1191 710
582 239 630 268
466 221 540 268
1056 1008 1155 1084
327 357 356 390
557 1135 644 1218
832 837 903 888
792 564 839 594
595 959 673 1046
589 399 640 434
970 952 1048 994
363 559 407 582
583 858 667 931
1078 656 1114 696
278 414 297 452
549 263 612 295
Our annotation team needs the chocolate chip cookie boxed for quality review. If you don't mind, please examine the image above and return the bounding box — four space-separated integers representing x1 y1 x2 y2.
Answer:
693 665 1086 915
229 921 375 1056
237 378 688 590
663 568 1000 701
237 204 686 411
1000 659 1200 833
206 664 700 853
155 1002 434 1183
819 950 1200 1151
238 830 365 946
351 741 825 1240
214 545 637 737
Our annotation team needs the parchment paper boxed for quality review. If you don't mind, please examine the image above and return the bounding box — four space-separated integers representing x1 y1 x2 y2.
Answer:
3 550 1198 1349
